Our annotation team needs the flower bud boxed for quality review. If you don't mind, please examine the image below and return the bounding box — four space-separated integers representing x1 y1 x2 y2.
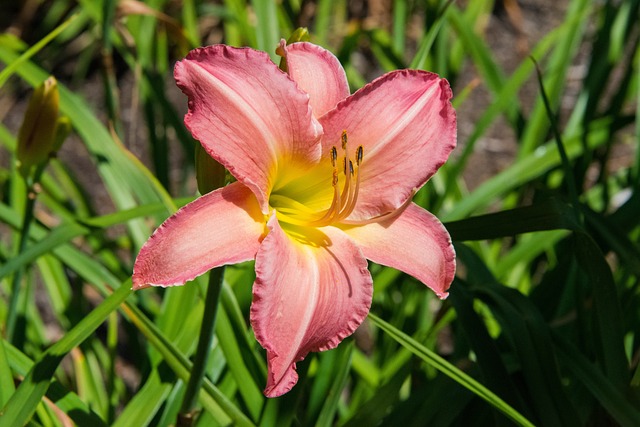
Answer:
286 27 310 44
17 77 60 177
277 28 310 72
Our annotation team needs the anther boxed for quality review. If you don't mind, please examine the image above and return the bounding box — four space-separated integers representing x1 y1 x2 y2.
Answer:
356 146 363 166
306 130 363 227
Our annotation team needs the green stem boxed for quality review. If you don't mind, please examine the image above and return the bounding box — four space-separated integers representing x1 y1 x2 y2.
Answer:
106 311 118 424
6 189 36 343
177 267 225 426
7 162 48 343
631 360 640 387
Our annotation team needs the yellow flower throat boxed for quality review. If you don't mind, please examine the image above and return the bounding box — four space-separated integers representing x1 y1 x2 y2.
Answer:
269 130 363 228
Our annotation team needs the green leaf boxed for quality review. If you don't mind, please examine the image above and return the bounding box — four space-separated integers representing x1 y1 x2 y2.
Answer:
368 313 535 427
0 45 169 247
448 282 530 417
444 118 611 221
519 0 591 156
0 201 187 282
121 300 256 426
111 371 173 427
445 198 582 241
0 14 79 88
216 305 264 420
0 283 132 427
0 340 16 408
470 283 580 426
315 343 354 427
341 364 409 427
573 233 629 389
251 0 280 60
553 334 640 426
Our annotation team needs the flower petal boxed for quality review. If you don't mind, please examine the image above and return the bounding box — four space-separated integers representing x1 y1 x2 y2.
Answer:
251 215 372 397
278 40 350 118
175 45 323 213
320 70 456 220
343 203 455 299
133 182 265 290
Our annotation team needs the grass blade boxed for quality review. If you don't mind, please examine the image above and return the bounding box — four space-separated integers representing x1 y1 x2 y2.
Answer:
0 284 131 427
368 312 535 427
0 13 79 88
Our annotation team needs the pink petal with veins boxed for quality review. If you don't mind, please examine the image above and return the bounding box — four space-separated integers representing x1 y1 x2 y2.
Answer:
279 40 350 118
133 182 265 289
251 215 372 397
175 45 323 213
320 70 456 220
344 203 455 299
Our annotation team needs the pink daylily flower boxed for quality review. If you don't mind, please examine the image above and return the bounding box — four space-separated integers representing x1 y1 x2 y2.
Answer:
133 40 457 397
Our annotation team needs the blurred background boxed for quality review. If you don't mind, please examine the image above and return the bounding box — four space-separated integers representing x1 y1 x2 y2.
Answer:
0 0 638 426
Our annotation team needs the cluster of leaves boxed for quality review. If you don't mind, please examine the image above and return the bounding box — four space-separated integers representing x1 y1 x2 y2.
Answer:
0 0 639 425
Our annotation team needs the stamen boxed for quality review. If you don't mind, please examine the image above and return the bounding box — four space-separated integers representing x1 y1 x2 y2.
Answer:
339 157 351 203
307 160 342 226
330 146 337 167
341 189 415 226
289 131 365 227
270 194 317 214
321 138 364 224
337 159 360 221
307 180 340 225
